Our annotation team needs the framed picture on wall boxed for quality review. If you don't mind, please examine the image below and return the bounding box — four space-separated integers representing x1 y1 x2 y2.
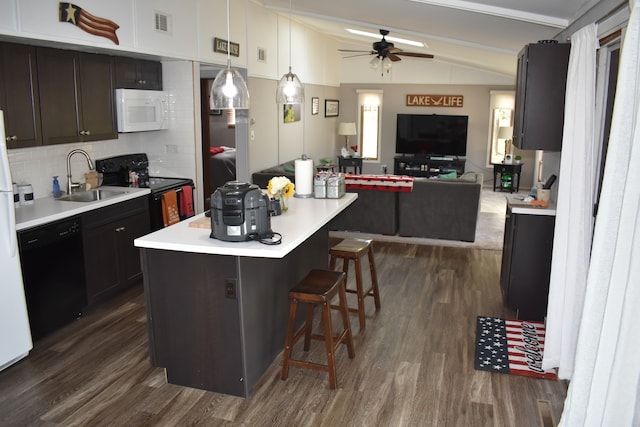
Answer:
311 97 319 115
283 103 301 123
325 99 339 117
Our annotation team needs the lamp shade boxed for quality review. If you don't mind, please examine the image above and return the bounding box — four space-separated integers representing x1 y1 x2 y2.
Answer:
210 67 250 110
338 122 357 136
497 126 513 139
276 68 304 104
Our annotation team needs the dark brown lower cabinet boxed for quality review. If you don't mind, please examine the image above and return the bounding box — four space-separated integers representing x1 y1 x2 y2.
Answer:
82 197 150 305
500 206 555 321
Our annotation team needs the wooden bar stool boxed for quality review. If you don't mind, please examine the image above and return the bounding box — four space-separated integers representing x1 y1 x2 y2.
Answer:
281 269 355 389
329 238 381 330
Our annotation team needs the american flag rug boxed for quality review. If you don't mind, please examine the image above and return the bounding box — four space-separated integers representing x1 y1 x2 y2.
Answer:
474 316 557 380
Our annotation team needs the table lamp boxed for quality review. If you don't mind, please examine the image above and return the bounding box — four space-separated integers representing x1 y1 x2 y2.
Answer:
338 122 357 157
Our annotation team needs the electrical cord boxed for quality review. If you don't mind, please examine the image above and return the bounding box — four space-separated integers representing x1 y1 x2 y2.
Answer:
247 231 282 245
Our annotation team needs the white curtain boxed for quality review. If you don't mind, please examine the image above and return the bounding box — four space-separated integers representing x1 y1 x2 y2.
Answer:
542 24 599 378
560 0 640 424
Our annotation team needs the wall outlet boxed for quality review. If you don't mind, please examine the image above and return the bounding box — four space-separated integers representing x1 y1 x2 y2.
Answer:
381 164 388 174
165 144 178 153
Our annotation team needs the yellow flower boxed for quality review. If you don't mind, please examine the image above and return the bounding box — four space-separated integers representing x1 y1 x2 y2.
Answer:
283 182 295 198
267 176 294 197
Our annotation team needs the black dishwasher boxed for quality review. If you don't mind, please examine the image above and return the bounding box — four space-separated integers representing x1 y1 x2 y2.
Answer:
18 217 88 341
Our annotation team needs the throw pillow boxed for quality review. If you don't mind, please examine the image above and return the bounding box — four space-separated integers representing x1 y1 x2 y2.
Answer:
438 171 457 179
458 172 479 182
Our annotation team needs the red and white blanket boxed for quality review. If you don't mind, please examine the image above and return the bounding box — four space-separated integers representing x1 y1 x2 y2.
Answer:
344 174 414 192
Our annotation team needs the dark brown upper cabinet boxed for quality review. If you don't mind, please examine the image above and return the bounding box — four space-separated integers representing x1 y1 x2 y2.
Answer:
37 48 117 145
0 42 42 148
513 42 570 152
115 57 162 90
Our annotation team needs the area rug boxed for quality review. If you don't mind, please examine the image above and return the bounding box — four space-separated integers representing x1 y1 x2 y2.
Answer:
474 316 557 380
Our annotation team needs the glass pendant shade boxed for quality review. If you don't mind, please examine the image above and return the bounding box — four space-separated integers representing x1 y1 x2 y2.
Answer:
382 57 392 72
276 67 304 104
210 67 249 110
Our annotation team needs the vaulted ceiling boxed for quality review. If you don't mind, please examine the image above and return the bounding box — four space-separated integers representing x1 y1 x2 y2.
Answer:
258 0 598 77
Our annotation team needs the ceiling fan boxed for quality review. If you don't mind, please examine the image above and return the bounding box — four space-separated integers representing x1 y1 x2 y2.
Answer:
339 29 434 74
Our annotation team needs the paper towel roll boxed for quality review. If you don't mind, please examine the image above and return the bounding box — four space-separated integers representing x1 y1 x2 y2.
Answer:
294 158 314 198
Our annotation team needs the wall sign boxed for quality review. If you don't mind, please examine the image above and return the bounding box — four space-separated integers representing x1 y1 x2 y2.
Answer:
213 37 240 57
59 2 120 45
406 94 464 107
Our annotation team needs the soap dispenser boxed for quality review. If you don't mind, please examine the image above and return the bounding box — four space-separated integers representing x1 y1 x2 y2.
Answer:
53 176 62 198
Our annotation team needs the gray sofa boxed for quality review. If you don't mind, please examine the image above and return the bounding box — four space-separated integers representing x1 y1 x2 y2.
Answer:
251 160 296 189
397 173 483 241
330 172 483 242
329 189 399 235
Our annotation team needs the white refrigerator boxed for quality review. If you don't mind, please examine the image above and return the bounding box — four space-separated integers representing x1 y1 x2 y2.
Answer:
0 110 33 371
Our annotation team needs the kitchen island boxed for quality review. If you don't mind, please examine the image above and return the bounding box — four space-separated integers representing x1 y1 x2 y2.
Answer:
134 194 357 397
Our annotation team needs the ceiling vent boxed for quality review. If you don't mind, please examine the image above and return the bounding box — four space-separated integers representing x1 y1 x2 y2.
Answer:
154 11 171 34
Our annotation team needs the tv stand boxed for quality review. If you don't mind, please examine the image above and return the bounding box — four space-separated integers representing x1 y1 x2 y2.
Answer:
394 156 465 178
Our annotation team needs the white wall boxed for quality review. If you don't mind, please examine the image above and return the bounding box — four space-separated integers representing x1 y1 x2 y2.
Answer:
341 56 514 86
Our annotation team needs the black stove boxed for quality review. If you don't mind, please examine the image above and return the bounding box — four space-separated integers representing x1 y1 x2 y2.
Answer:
95 153 195 230
95 153 193 192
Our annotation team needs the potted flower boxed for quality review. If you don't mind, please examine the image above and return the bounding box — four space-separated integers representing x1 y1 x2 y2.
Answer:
267 176 295 212
515 155 522 164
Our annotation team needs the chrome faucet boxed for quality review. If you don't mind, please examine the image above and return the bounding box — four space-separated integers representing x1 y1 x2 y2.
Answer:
66 149 94 194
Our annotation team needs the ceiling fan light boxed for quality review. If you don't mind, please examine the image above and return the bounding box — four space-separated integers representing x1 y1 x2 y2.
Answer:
369 56 380 69
382 57 392 71
276 68 305 104
211 67 250 110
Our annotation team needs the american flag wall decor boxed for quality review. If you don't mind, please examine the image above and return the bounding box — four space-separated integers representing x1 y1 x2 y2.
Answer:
59 3 120 45
474 316 557 380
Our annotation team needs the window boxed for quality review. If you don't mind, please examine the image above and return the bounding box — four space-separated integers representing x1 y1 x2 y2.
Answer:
487 91 515 166
357 90 383 160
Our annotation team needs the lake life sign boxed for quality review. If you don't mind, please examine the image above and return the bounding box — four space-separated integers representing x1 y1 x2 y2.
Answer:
213 37 240 57
406 94 464 107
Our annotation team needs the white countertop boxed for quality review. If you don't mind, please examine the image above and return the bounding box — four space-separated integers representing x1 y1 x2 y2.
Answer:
506 195 557 216
134 193 357 259
15 186 152 231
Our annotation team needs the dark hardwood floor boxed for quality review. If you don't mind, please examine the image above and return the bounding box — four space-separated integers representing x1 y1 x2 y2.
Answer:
0 242 567 426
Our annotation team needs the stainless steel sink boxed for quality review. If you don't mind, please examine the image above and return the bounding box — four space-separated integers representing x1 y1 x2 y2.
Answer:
56 189 129 202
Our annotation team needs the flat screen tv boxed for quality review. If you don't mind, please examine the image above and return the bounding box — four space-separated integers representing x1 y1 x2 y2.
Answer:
396 114 468 157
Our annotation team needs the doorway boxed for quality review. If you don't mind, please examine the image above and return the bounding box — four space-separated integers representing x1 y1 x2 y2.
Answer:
200 78 237 210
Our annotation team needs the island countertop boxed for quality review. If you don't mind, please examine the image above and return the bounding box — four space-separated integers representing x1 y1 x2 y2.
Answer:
134 193 357 258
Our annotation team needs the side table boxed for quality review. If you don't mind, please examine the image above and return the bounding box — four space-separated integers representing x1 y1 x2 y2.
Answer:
316 163 336 172
338 156 363 174
492 163 523 193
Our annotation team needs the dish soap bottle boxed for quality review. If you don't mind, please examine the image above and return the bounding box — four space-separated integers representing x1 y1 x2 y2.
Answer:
52 176 62 198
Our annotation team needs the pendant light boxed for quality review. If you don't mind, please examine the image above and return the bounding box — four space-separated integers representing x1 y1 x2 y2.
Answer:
210 0 249 110
276 0 304 104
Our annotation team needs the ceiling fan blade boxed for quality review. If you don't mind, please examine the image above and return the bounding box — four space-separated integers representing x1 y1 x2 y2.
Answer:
387 47 402 54
395 52 434 59
338 49 374 53
343 53 375 59
387 53 402 62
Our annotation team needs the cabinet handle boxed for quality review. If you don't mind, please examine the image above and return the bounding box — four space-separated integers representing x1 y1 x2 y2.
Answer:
137 79 146 85
115 226 126 232
6 135 17 141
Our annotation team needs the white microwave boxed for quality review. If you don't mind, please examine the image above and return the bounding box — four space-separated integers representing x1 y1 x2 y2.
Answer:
115 89 169 132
